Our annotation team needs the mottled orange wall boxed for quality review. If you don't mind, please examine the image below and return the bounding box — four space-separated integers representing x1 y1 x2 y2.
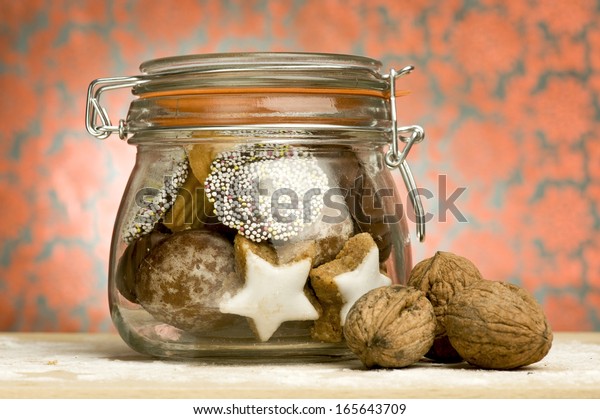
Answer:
1 0 599 331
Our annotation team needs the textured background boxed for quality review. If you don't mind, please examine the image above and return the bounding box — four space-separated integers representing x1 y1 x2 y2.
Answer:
1 0 599 332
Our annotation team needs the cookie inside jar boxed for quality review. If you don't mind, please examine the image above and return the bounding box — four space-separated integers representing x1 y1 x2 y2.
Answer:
114 140 407 346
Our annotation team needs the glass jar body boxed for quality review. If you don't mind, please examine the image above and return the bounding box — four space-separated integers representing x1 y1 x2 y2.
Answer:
109 130 412 359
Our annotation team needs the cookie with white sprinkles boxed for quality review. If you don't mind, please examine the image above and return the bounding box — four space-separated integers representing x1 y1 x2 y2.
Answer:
204 145 329 243
122 158 189 244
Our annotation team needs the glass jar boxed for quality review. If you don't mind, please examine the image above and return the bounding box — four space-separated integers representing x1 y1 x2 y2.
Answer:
85 53 426 360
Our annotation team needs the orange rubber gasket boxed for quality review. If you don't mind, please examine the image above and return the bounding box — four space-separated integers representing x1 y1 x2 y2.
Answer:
137 86 411 99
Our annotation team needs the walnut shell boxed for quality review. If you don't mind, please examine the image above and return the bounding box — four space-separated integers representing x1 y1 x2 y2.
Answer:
446 280 553 370
343 285 435 369
408 251 483 362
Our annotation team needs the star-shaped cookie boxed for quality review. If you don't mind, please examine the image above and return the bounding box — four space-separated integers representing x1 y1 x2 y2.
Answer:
309 233 392 342
334 246 391 323
220 235 320 342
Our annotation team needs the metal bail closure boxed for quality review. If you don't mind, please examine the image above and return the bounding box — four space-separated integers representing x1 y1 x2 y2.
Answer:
383 66 426 242
85 76 144 140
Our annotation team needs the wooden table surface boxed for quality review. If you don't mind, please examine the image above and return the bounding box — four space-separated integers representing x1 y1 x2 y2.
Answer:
0 332 598 398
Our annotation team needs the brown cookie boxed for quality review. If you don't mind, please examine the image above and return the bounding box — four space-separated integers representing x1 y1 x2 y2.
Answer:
136 230 242 333
115 226 170 303
346 173 394 263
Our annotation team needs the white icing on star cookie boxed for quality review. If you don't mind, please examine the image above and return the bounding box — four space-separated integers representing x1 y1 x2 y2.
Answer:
333 247 392 325
219 244 319 342
309 232 392 343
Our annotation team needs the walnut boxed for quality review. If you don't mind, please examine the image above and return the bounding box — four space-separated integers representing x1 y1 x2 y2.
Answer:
446 280 553 370
343 285 435 369
407 251 483 362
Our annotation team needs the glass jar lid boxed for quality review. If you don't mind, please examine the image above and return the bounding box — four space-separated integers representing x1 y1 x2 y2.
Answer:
140 52 382 74
133 52 388 96
85 52 417 140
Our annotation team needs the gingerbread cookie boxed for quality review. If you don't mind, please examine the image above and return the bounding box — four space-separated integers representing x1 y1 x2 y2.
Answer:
162 143 232 232
162 168 204 232
346 169 395 262
116 224 170 303
136 230 242 333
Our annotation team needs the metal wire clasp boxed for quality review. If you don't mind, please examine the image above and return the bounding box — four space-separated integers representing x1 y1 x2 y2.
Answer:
383 66 426 242
85 76 144 140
